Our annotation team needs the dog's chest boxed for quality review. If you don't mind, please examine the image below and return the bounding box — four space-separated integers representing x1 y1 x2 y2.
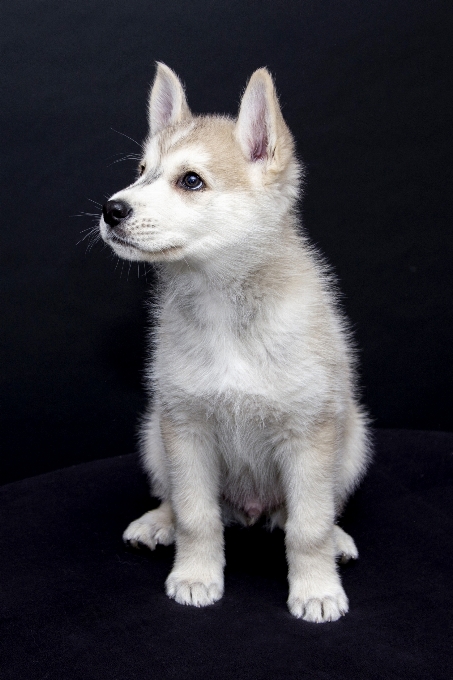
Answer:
158 290 278 399
155 287 319 518
157 293 288 511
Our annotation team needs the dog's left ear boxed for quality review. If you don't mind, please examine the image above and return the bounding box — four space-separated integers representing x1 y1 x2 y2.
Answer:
148 63 191 136
235 69 293 172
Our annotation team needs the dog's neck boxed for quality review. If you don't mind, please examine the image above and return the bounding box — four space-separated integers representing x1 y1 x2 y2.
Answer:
164 213 299 284
157 216 305 332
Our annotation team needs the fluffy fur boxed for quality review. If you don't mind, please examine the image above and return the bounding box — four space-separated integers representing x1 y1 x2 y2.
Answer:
99 63 370 622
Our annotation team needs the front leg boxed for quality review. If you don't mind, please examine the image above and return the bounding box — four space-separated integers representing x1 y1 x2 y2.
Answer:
161 415 225 607
280 422 348 623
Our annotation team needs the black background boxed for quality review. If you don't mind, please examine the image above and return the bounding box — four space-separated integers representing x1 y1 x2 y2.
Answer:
2 0 452 484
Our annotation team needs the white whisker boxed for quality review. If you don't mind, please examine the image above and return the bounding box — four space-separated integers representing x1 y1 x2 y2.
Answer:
76 227 98 246
107 154 142 168
110 127 143 149
105 151 134 160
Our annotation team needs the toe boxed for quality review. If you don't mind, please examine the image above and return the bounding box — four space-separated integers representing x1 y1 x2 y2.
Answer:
288 591 349 623
165 574 223 607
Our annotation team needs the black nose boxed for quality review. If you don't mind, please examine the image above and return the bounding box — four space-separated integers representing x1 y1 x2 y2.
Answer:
102 200 132 228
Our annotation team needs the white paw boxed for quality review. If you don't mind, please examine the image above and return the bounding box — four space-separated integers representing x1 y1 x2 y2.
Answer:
123 508 175 550
334 525 359 563
165 572 224 607
288 587 349 623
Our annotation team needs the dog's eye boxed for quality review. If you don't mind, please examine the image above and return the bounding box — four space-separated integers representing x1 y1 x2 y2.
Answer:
138 163 146 176
179 172 204 191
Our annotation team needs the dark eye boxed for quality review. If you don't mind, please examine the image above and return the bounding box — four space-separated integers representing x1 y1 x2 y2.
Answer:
138 163 146 176
179 172 204 191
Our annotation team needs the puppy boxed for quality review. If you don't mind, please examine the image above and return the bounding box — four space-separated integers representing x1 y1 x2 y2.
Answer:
99 63 370 622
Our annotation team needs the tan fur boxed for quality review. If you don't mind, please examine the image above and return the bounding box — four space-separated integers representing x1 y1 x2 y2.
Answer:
100 63 370 622
163 118 251 190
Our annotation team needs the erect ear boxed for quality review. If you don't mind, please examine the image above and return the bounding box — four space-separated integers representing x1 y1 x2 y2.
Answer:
148 62 191 136
235 68 292 170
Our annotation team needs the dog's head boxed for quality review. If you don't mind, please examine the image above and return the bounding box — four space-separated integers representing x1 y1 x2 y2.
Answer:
100 63 301 265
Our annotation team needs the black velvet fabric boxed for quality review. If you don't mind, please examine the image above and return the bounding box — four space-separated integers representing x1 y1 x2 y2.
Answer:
2 429 452 679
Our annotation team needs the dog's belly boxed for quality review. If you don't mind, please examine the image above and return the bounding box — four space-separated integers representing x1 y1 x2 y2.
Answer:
216 411 285 521
221 472 284 522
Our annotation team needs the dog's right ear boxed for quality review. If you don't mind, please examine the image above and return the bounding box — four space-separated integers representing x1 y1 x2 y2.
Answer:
148 63 191 136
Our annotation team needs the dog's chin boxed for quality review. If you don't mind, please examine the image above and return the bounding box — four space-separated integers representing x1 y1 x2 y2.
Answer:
107 236 185 263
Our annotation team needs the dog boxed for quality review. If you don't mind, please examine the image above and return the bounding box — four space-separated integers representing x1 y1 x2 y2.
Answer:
99 63 370 622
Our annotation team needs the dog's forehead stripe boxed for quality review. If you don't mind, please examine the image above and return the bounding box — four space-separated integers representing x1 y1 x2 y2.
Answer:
161 145 212 175
164 116 251 190
164 120 197 151
143 122 198 174
169 116 235 153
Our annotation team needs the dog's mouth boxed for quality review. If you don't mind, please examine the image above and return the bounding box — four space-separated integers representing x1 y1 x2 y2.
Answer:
109 233 139 248
108 232 183 257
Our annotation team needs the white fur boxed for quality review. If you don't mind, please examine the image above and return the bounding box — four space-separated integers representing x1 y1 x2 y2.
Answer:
100 64 370 622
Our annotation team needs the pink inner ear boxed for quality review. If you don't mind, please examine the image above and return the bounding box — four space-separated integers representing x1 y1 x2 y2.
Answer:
250 119 268 161
154 78 176 128
248 85 269 161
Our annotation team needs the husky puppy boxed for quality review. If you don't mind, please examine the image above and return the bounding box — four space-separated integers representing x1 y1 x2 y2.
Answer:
99 63 370 622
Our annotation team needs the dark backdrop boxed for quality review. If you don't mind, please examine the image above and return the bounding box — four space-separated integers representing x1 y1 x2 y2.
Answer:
2 0 452 484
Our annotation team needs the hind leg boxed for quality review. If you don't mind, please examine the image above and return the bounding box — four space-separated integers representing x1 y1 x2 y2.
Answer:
139 402 171 500
333 525 358 563
123 500 175 549
332 404 369 565
336 402 370 511
123 403 174 549
269 509 358 564
270 511 358 564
